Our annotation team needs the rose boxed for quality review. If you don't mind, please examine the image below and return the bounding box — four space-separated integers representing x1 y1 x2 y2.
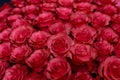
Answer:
72 24 97 44
24 72 47 80
73 2 96 13
93 0 114 5
0 61 9 79
47 33 73 57
98 56 120 80
35 12 55 27
10 26 33 44
12 7 22 14
70 11 89 27
91 12 111 28
56 7 72 20
73 71 93 80
70 44 97 64
94 39 113 56
100 28 119 43
28 31 50 49
114 41 120 57
25 49 50 72
26 0 42 4
45 58 71 80
111 23 120 35
3 64 28 80
112 14 120 24
41 3 57 12
11 0 25 7
0 28 12 42
0 42 11 61
0 21 8 32
58 0 74 7
10 45 32 63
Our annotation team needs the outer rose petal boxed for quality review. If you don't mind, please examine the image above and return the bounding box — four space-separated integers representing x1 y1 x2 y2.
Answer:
29 31 50 49
112 14 120 24
26 0 42 4
0 21 8 32
25 49 50 72
41 3 57 11
72 24 97 44
10 45 32 63
58 0 74 7
10 26 33 44
70 44 97 64
111 23 120 35
45 58 71 80
11 0 25 7
0 42 11 61
114 41 120 57
47 33 73 57
56 7 72 20
45 0 57 3
3 64 28 80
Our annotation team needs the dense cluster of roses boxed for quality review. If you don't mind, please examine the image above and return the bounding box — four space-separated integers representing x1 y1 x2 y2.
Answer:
0 0 120 80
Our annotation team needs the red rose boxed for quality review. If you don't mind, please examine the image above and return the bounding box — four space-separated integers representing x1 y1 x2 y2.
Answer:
24 72 46 80
0 42 11 61
70 11 89 27
112 14 120 24
3 64 28 80
11 0 25 7
41 3 57 11
12 7 22 14
111 23 120 36
93 0 114 5
29 31 50 49
58 0 73 7
56 7 72 20
26 0 42 4
94 39 113 55
73 2 96 13
114 41 120 57
0 28 12 42
25 49 50 72
10 26 33 44
98 56 120 80
72 24 97 44
91 12 111 28
45 58 71 80
47 33 73 57
35 12 55 27
0 21 8 32
100 28 119 43
0 61 9 79
70 44 97 64
45 0 57 3
10 45 32 63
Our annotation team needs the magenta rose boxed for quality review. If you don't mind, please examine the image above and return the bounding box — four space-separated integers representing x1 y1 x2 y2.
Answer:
72 24 97 44
45 58 71 80
35 12 55 27
0 42 11 61
91 12 111 28
41 3 57 11
98 56 120 80
47 33 73 57
70 44 97 64
3 64 28 80
0 28 12 42
70 11 89 27
10 26 33 44
25 49 50 72
29 31 50 49
10 45 32 63
0 61 9 79
58 0 73 7
56 7 72 20
94 39 113 55
100 28 119 43
24 72 47 80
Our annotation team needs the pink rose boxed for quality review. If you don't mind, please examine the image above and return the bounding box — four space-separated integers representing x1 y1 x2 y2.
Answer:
0 28 12 42
41 3 57 11
47 33 73 57
26 0 42 4
45 58 71 80
70 11 89 27
70 44 97 64
111 23 120 35
29 31 50 49
24 72 47 80
10 45 32 63
25 49 50 72
94 39 113 55
58 0 74 7
0 61 9 79
35 12 55 27
0 42 11 61
91 12 111 28
98 56 120 80
73 2 96 13
3 64 28 80
56 7 72 20
72 24 97 44
114 41 120 57
100 28 119 43
10 26 33 44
